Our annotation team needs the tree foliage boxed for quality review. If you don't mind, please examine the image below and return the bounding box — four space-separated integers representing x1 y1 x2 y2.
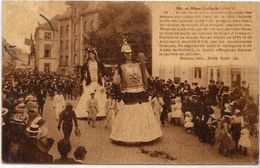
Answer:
87 2 152 65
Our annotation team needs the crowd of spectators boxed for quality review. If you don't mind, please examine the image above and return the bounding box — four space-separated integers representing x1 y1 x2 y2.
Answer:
147 77 258 157
2 71 87 163
2 70 258 162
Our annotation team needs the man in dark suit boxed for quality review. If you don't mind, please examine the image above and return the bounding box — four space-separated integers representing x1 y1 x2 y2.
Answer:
36 88 47 116
208 80 218 106
160 84 172 126
244 96 258 136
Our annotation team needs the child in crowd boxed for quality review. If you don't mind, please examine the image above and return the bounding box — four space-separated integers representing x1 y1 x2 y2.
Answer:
105 93 117 128
87 92 98 128
151 92 164 122
223 103 232 116
183 111 194 133
168 97 182 126
231 109 244 151
219 115 236 157
215 119 224 147
207 114 218 145
238 124 251 155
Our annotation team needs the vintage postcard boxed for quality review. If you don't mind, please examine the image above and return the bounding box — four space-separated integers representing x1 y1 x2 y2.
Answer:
1 0 259 165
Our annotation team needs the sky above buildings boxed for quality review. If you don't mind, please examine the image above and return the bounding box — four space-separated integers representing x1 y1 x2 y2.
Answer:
2 1 68 52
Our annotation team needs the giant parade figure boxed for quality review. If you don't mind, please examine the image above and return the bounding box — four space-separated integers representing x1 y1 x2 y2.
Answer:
75 47 107 118
109 39 162 143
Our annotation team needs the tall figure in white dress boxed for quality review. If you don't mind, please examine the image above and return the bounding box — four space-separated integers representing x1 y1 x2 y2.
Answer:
109 39 162 143
75 48 107 118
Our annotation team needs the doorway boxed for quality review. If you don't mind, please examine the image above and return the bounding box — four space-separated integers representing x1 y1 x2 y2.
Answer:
231 68 241 87
208 67 221 82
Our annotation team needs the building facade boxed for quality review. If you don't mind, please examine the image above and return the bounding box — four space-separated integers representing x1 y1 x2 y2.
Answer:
57 2 101 74
34 16 59 73
157 64 259 103
2 38 29 74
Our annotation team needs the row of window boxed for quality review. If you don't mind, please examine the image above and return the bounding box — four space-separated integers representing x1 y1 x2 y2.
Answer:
60 55 69 65
194 67 221 81
60 20 95 37
60 25 70 36
60 40 69 50
44 32 52 40
60 39 78 50
60 54 78 65
44 44 79 61
44 43 79 66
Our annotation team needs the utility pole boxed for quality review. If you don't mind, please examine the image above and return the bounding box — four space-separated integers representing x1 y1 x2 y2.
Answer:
30 34 38 75
25 34 37 74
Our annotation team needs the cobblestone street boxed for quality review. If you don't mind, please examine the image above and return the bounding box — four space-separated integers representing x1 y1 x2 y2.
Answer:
43 97 258 164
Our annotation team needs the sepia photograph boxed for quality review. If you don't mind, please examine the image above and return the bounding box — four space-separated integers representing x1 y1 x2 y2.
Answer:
1 0 259 165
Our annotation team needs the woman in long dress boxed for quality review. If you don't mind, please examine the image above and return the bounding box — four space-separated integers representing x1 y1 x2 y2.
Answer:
109 40 162 143
75 48 107 118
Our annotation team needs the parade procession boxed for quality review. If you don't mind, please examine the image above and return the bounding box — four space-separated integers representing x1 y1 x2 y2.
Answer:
1 1 259 165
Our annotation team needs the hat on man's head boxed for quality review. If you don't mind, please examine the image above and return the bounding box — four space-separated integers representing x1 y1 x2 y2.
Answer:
16 103 26 109
31 116 43 125
2 108 8 116
224 103 231 109
25 95 36 102
185 111 193 117
18 97 25 103
10 113 27 126
2 108 9 126
26 124 41 139
210 113 216 119
234 109 241 114
223 115 231 119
